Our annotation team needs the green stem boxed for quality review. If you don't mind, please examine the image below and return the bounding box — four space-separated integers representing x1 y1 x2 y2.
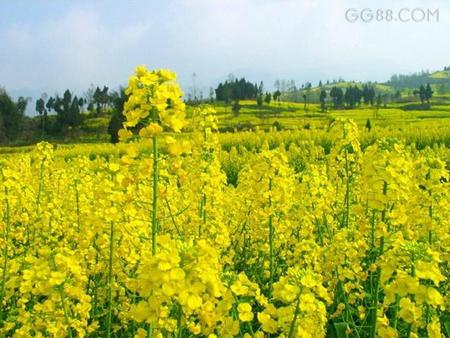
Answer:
428 201 433 244
392 294 399 329
164 198 182 237
288 296 301 338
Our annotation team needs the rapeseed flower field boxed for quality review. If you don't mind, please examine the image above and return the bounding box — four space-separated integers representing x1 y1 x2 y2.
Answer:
0 67 449 337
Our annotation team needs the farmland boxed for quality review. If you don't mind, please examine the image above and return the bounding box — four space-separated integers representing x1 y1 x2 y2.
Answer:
0 67 448 338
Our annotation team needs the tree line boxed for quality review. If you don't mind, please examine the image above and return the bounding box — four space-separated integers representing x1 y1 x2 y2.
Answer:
215 78 259 102
0 85 126 144
321 85 377 110
0 76 438 145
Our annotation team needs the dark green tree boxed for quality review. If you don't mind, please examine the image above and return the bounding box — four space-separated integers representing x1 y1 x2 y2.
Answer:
35 97 48 135
416 85 426 104
51 90 83 134
365 118 372 131
0 89 24 142
256 95 263 109
330 87 344 108
319 89 327 111
273 90 281 104
232 100 241 117
425 84 433 104
215 78 258 101
108 88 127 143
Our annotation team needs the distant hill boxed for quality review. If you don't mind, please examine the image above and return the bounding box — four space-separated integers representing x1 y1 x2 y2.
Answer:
387 68 450 90
279 67 450 102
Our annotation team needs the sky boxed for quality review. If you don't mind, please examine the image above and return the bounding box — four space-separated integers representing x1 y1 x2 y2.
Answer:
0 0 449 111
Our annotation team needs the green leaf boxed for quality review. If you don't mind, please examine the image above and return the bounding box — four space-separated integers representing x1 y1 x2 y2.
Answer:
442 316 450 337
333 322 349 338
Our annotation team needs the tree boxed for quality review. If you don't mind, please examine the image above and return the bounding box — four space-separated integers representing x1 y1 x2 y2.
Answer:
0 88 24 142
209 88 215 103
16 96 30 116
425 84 433 104
264 92 272 104
232 100 241 117
319 89 327 111
88 86 109 115
46 97 55 115
93 87 103 115
100 86 109 111
330 87 344 108
215 78 258 102
35 96 48 135
51 89 83 134
84 84 96 113
343 86 362 108
417 85 426 104
362 85 375 105
256 81 264 109
108 87 127 143
365 118 372 132
273 90 281 104
256 95 263 109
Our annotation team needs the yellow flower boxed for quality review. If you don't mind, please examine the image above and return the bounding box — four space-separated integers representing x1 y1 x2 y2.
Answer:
134 328 148 338
415 261 445 286
187 294 203 310
221 317 239 336
187 321 201 335
135 65 148 77
120 66 186 141
169 268 185 281
118 128 133 141
237 303 253 322
139 123 163 138
300 272 317 288
398 298 422 324
231 280 249 296
158 69 177 81
132 301 152 323
425 287 443 307
49 271 65 286
427 318 442 338
377 325 398 338
257 311 277 334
